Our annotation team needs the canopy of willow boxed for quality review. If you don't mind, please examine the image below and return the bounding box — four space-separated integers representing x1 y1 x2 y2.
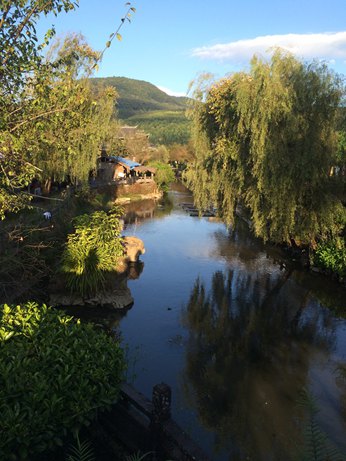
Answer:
186 51 345 245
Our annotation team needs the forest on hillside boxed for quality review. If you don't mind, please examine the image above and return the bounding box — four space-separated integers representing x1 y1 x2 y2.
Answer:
90 76 191 145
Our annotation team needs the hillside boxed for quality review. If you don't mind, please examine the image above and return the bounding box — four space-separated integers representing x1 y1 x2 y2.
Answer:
90 76 191 145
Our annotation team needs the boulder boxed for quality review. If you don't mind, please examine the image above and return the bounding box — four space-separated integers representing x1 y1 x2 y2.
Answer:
50 284 133 310
122 236 145 262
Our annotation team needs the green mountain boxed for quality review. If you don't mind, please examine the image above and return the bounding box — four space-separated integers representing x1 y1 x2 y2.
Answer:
90 76 191 145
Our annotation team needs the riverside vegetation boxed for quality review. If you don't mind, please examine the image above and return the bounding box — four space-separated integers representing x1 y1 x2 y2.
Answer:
0 1 142 460
185 51 346 281
1 1 346 460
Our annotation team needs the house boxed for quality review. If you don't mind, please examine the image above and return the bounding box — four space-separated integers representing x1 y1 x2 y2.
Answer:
97 155 156 183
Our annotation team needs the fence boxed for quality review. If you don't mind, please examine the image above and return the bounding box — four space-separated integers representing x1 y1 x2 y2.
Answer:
101 382 210 461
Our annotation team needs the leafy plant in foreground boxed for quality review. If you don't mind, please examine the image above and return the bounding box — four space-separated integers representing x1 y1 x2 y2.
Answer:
296 390 345 461
61 206 125 296
0 302 125 460
66 433 95 461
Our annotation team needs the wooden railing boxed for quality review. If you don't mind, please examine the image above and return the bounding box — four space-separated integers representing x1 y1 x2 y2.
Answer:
102 382 210 460
116 177 154 185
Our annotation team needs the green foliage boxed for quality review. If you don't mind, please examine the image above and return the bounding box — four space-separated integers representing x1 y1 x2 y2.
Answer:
0 0 77 92
13 35 118 188
62 206 125 295
127 110 191 145
0 4 119 218
90 77 191 145
0 302 125 460
313 237 346 278
336 131 346 175
0 151 37 219
66 434 95 461
125 452 152 461
186 50 345 245
296 390 345 461
0 1 79 217
148 161 175 192
91 76 188 118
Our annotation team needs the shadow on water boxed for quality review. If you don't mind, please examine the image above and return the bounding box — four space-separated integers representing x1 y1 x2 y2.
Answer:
181 264 345 461
111 184 346 461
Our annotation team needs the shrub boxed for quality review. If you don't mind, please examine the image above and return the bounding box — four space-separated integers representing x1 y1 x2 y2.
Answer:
61 206 125 295
0 302 126 460
313 237 346 279
148 161 175 192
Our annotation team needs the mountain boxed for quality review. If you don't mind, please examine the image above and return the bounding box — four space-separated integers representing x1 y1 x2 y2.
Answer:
90 76 191 145
91 76 189 119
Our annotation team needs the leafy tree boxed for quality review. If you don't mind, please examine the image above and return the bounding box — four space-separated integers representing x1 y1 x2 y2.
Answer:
149 144 170 163
0 2 135 218
186 51 345 245
0 0 77 92
168 142 194 163
148 160 175 192
24 34 118 190
0 0 78 218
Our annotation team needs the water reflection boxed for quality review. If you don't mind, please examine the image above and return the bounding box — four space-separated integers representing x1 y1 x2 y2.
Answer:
118 185 346 460
123 195 174 224
181 268 339 461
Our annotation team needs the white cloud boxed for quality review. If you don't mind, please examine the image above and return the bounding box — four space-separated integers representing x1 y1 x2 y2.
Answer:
192 31 346 63
157 85 187 97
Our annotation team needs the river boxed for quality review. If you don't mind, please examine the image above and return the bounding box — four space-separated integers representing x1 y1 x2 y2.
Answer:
118 183 346 461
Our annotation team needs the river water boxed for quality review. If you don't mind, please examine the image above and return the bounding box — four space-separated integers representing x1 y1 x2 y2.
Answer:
118 183 346 461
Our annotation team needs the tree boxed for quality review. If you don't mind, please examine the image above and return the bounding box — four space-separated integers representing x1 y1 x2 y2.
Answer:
0 0 78 218
22 34 118 190
0 1 135 217
186 50 345 245
148 160 175 192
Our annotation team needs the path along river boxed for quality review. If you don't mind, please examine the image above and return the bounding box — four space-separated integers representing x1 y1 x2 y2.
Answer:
115 183 346 461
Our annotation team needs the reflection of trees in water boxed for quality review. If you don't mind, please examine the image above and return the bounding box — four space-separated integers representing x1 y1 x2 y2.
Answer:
181 268 337 461
123 196 174 224
124 198 157 223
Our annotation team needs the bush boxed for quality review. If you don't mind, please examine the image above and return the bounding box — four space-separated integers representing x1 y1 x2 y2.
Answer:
62 206 125 295
313 237 346 278
0 302 126 460
148 161 175 192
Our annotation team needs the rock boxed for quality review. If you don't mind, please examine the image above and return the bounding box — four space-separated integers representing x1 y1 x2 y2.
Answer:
48 236 145 309
50 285 133 310
311 266 322 273
122 236 145 263
86 286 134 309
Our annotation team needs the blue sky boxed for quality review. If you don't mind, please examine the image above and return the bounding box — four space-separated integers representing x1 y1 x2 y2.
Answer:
39 0 346 96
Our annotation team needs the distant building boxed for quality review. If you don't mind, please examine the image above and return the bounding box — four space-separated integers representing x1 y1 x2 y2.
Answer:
97 155 156 183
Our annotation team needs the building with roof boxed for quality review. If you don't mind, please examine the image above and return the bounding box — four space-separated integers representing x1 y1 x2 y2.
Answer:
97 154 156 184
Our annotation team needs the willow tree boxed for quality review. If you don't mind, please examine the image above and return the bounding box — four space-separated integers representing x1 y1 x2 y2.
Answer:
22 34 118 190
0 1 134 217
186 51 345 245
0 0 79 218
